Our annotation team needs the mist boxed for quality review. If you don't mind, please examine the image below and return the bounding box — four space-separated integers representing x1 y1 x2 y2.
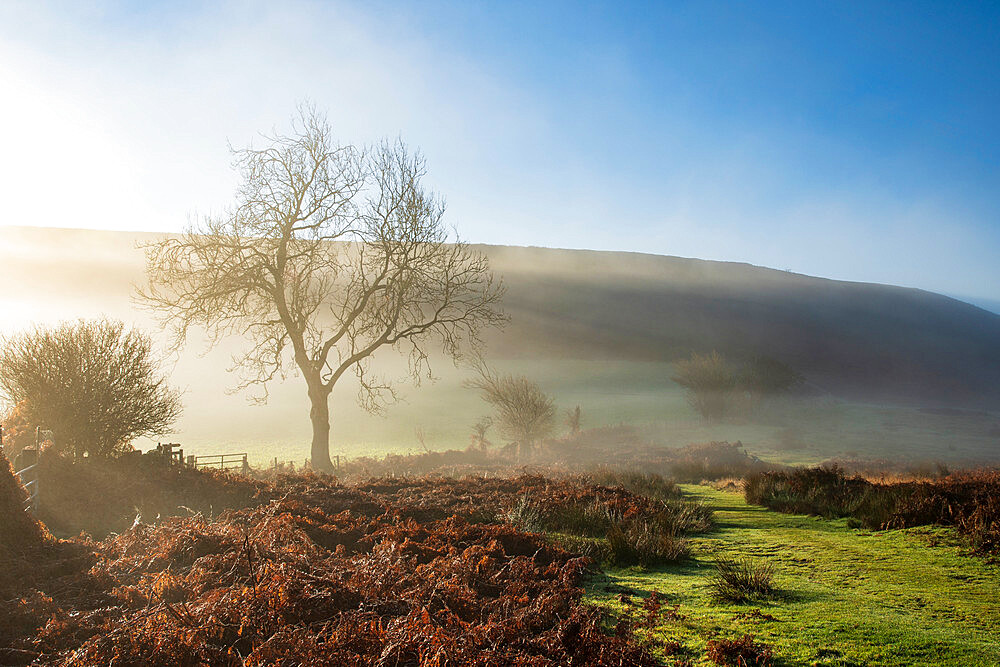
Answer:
3 224 997 469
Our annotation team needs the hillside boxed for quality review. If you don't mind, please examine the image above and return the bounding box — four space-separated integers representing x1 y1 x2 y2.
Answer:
485 245 1000 407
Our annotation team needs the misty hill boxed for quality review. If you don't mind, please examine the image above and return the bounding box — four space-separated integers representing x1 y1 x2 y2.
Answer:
2 226 999 411
483 245 1000 409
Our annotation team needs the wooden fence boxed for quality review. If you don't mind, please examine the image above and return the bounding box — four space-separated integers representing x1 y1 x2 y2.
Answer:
187 452 250 476
2 425 41 513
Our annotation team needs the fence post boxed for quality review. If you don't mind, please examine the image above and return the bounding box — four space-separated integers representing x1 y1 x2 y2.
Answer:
242 454 249 476
14 447 39 513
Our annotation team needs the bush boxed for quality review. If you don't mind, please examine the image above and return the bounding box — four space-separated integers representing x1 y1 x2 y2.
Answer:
706 634 774 666
0 319 182 458
1 400 37 459
739 356 803 397
673 352 803 422
709 557 776 604
672 351 737 421
743 465 895 525
667 441 778 483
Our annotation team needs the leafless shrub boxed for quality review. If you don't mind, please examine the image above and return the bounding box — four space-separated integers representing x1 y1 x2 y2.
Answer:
0 319 181 458
466 361 555 459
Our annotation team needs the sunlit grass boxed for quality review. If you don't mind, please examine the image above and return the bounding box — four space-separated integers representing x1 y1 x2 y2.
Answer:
587 485 1000 666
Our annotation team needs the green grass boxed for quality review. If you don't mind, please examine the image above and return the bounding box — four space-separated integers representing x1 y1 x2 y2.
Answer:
586 485 1000 666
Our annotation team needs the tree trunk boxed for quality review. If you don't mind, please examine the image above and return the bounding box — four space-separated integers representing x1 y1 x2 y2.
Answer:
517 440 532 462
308 386 334 472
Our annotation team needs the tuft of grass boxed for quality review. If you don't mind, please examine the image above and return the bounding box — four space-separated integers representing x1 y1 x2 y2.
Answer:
504 494 545 533
545 499 620 537
709 556 775 604
548 533 609 563
501 479 710 568
656 500 714 535
607 521 689 567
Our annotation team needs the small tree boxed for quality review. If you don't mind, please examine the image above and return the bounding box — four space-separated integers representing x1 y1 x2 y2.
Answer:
671 351 736 421
142 106 505 471
0 319 182 458
565 405 582 436
467 364 555 460
470 417 493 451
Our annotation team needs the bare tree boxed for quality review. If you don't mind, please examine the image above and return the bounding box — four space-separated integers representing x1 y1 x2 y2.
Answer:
467 363 555 460
141 107 506 471
0 319 182 458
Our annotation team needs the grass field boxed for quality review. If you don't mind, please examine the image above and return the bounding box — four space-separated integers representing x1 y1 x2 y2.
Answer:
162 359 999 468
587 485 1000 666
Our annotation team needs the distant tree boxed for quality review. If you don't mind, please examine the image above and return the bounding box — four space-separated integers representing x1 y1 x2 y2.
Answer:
738 355 803 398
671 351 737 421
673 352 804 421
0 319 182 458
565 405 582 436
141 106 506 471
470 417 493 451
467 363 555 460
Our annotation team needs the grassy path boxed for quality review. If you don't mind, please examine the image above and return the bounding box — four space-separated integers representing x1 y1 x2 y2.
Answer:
586 485 1000 666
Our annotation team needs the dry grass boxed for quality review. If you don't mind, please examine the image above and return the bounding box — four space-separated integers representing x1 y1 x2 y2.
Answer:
709 556 776 604
1 470 675 665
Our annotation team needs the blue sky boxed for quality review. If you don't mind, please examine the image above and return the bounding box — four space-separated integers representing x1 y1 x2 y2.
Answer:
0 1 997 306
